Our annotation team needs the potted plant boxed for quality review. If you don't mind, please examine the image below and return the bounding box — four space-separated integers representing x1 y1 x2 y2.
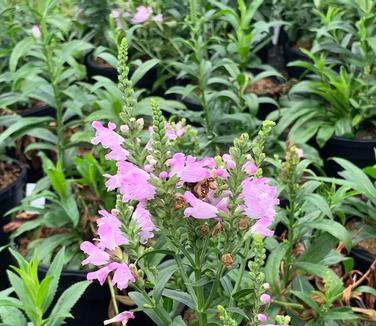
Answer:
274 31 376 175
0 248 89 326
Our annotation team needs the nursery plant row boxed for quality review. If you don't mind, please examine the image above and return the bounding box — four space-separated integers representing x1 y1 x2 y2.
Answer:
0 0 375 326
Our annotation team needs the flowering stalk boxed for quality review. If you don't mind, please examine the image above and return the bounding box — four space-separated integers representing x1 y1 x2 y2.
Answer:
81 37 288 326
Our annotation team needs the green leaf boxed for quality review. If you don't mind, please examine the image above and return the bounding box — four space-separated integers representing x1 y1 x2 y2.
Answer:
0 307 27 326
9 38 33 72
154 264 178 300
265 243 288 294
0 116 52 144
46 281 90 326
162 289 195 309
44 248 65 312
304 220 352 251
306 194 333 218
322 307 358 320
59 196 80 227
131 59 159 86
290 290 320 312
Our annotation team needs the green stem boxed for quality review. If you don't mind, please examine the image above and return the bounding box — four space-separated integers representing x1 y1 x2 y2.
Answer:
107 276 119 315
175 254 198 304
271 299 304 310
194 246 207 326
283 196 296 287
204 264 225 310
230 236 251 305
40 22 65 166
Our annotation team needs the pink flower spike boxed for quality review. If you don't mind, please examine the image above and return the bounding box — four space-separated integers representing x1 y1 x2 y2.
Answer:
80 241 109 266
110 263 136 290
183 191 218 219
153 14 163 22
32 25 41 38
257 314 267 322
87 265 114 285
131 6 152 24
104 311 135 325
260 293 271 303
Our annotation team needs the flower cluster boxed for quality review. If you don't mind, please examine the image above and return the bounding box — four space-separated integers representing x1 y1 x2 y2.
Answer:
111 5 163 29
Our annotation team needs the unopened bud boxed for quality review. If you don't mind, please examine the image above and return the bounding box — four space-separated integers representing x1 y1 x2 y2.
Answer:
238 217 249 231
221 253 233 267
120 124 129 133
212 223 222 236
199 224 209 237
136 118 144 128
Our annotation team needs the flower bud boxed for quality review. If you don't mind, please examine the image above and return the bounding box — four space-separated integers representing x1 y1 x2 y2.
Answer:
257 314 267 322
32 25 41 38
159 171 168 179
211 222 222 237
136 118 144 128
199 224 209 237
221 253 233 267
238 217 249 231
144 164 154 172
120 125 129 133
129 264 138 279
262 282 270 290
260 293 271 303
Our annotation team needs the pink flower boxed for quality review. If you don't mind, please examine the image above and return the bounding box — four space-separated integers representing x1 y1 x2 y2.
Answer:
32 25 41 38
122 12 130 18
110 262 136 290
207 190 229 215
105 161 155 202
183 191 218 219
80 241 110 266
96 209 128 250
159 171 169 179
91 121 128 161
87 265 114 285
257 314 267 322
222 154 236 169
260 293 271 303
153 14 163 22
165 122 185 140
167 154 211 183
104 311 135 325
132 203 158 243
240 177 279 237
131 6 152 24
243 161 257 175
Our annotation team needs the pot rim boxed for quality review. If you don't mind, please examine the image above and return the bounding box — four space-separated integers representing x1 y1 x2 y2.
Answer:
0 159 27 197
331 134 376 144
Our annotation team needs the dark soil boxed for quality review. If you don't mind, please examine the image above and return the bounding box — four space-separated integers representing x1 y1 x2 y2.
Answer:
0 161 21 190
356 238 376 257
246 78 284 98
16 100 45 113
355 125 376 140
293 38 312 51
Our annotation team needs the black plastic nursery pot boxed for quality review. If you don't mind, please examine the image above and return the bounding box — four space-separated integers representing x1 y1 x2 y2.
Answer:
0 160 27 290
18 104 55 118
319 135 376 177
84 52 158 91
37 265 112 326
350 248 374 274
37 264 155 326
284 46 308 79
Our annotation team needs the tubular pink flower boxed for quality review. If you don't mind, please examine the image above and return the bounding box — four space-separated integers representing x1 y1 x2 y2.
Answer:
159 171 169 179
167 154 211 183
32 25 41 38
183 191 218 219
110 262 136 290
80 241 109 266
111 9 120 18
96 209 128 250
240 177 279 237
132 203 158 243
297 148 304 158
131 6 152 24
105 161 155 202
104 311 135 325
91 121 128 161
222 154 236 169
87 265 114 285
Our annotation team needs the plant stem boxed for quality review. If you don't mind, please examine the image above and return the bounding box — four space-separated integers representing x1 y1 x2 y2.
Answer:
107 276 119 315
283 196 296 287
194 246 207 326
230 236 251 306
